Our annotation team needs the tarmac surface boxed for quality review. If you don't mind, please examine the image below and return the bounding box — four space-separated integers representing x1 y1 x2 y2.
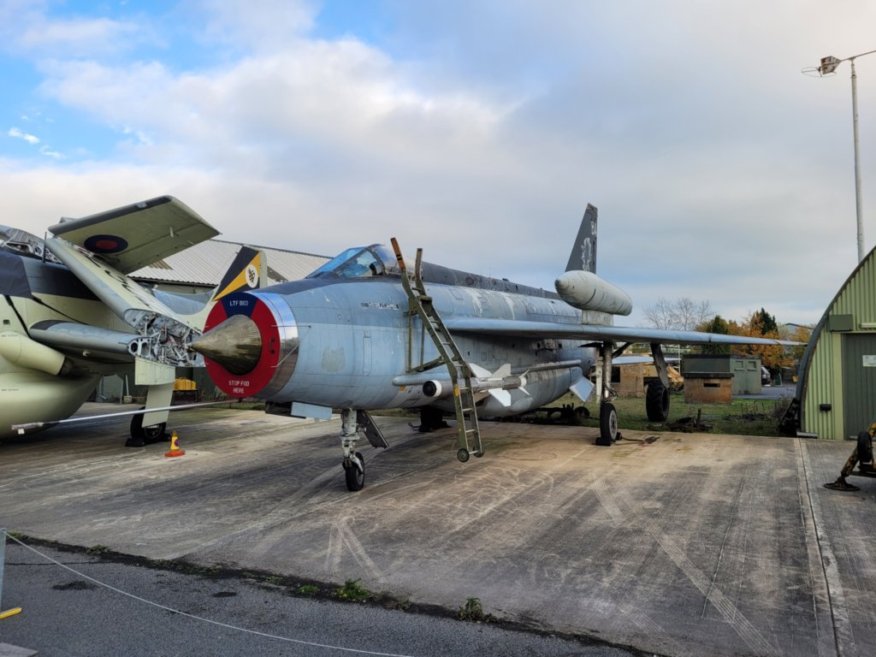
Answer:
1 403 875 657
0 540 631 657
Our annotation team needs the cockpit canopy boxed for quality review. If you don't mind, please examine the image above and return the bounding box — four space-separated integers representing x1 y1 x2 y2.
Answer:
306 244 398 280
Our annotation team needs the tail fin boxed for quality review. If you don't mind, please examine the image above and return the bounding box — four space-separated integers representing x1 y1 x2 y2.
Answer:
182 246 267 330
210 246 266 302
565 204 597 273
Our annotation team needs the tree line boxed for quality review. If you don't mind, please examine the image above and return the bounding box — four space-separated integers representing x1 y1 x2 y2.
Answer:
643 297 812 374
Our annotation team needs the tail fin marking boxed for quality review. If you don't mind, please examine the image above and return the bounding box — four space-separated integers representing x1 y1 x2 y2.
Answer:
565 204 597 273
211 246 265 302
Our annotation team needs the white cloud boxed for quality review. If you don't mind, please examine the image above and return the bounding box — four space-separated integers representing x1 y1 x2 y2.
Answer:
18 17 144 57
2 0 875 328
195 0 317 52
8 127 40 144
38 145 62 159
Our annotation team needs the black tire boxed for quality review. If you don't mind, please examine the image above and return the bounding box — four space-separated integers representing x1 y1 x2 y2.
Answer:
857 431 873 463
344 452 365 491
130 408 146 440
646 381 670 422
597 403 618 445
143 422 167 443
131 409 167 444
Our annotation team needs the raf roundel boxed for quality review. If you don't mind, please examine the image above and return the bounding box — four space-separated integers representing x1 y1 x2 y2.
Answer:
83 234 129 254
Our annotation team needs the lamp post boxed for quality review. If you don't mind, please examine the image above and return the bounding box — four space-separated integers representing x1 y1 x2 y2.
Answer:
816 49 876 263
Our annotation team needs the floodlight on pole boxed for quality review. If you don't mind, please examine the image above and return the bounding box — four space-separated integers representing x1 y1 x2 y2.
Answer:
810 48 876 262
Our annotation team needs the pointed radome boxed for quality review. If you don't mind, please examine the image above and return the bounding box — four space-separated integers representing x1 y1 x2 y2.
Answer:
191 314 262 374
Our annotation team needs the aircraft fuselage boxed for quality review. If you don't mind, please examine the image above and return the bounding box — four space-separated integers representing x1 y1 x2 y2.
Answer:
202 266 601 418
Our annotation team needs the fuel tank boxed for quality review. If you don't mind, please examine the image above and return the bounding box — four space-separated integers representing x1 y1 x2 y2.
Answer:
554 270 633 316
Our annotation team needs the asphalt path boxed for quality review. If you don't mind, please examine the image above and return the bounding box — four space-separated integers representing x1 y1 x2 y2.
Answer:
0 538 640 657
2 403 875 657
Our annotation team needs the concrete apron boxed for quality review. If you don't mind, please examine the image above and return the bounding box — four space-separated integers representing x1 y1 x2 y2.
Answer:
1 405 874 657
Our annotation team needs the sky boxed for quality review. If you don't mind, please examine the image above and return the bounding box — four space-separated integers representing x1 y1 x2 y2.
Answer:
1 0 875 327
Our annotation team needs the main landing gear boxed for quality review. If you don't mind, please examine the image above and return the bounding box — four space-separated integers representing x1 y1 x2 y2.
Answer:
125 407 168 447
594 343 620 446
593 342 672 446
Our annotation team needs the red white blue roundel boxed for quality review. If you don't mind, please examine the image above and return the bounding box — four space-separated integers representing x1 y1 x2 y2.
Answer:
84 234 129 254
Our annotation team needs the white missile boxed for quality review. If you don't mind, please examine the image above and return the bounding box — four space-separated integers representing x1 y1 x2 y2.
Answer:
554 270 633 316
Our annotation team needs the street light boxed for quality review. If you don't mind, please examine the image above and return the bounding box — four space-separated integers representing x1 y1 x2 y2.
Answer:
812 48 876 262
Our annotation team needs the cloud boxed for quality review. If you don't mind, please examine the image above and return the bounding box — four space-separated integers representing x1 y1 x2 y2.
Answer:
0 1 153 59
195 0 318 52
8 127 40 144
2 0 875 329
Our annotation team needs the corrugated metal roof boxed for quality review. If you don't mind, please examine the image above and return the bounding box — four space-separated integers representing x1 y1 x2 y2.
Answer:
132 239 329 287
799 246 876 439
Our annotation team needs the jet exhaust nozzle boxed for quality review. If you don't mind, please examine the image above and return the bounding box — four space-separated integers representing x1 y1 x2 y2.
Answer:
422 380 444 398
191 314 262 375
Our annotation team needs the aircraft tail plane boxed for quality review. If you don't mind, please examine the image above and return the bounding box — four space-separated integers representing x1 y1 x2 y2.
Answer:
565 204 597 273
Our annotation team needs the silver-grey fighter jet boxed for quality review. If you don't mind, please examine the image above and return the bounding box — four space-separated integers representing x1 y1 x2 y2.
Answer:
192 205 795 491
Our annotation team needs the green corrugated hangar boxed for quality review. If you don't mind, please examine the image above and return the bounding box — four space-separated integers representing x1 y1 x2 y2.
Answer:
795 249 876 439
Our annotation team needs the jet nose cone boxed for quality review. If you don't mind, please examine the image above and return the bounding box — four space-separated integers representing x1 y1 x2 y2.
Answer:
191 314 262 375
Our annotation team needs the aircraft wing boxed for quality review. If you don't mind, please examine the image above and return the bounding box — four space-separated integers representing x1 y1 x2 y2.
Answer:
444 318 797 346
48 196 219 274
44 236 198 368
45 237 187 326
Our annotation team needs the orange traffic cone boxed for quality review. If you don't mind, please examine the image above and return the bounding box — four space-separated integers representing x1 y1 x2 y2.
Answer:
164 431 186 458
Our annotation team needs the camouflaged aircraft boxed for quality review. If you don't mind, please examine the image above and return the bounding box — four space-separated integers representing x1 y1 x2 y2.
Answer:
190 204 795 491
1 196 264 444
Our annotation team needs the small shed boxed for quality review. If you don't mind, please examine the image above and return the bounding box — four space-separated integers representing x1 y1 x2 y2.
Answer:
681 355 762 396
684 372 733 403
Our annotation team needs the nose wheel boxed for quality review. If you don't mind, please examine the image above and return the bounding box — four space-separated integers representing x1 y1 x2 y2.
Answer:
343 451 365 492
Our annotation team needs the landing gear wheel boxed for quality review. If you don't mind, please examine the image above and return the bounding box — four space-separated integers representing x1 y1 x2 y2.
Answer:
457 448 470 463
646 381 670 422
419 407 450 433
142 422 166 443
127 408 165 446
344 451 365 492
597 403 618 446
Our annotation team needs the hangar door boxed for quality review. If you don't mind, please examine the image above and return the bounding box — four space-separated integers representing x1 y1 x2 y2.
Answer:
842 334 876 438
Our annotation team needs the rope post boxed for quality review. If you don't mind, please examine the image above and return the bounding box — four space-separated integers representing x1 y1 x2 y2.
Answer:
0 528 23 619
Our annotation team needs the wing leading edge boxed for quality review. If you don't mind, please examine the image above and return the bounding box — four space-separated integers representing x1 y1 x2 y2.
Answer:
444 317 797 346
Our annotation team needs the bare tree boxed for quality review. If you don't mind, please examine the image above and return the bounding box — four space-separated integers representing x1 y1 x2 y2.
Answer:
644 297 713 331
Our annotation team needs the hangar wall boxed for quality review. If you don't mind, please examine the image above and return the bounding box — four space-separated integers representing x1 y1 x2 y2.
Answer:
799 248 876 439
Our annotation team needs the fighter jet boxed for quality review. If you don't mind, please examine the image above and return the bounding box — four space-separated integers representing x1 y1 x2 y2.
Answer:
0 196 264 444
191 204 794 491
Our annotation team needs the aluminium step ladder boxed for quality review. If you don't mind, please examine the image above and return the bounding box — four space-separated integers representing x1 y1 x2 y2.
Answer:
390 238 483 462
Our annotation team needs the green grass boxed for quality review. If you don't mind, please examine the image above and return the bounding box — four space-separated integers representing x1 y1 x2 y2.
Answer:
571 392 792 436
334 579 373 602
